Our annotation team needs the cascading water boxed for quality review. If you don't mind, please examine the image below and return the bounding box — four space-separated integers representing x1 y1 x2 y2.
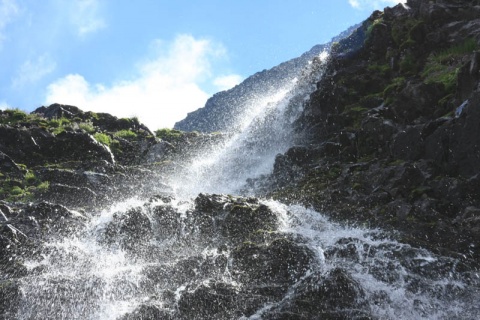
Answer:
13 51 480 319
169 52 328 197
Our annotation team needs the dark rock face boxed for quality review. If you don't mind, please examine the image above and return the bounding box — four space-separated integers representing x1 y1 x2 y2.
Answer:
266 268 370 319
264 0 480 263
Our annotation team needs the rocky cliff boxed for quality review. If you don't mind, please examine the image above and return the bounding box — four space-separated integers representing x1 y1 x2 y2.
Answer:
264 0 480 262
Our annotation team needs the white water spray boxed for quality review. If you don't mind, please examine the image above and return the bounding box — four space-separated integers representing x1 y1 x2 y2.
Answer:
15 50 480 319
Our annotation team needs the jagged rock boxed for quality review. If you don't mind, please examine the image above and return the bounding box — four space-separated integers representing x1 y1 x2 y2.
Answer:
264 268 370 319
191 193 278 242
387 81 447 124
231 238 314 288
0 151 23 179
33 103 82 120
54 131 115 164
177 282 242 319
119 304 173 320
42 183 98 208
0 125 114 166
0 280 20 319
222 204 277 240
391 125 424 160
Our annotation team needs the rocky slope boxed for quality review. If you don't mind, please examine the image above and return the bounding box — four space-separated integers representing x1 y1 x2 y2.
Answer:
174 26 358 133
263 0 480 262
0 104 223 207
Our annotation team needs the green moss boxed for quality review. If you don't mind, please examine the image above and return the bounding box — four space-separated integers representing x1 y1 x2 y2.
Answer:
0 108 28 124
400 38 416 50
326 166 342 180
155 128 184 142
10 186 23 196
25 171 36 184
365 16 384 39
383 77 406 98
48 118 70 128
86 111 99 120
114 129 137 140
409 186 432 200
93 132 112 146
399 53 418 75
367 63 391 76
36 181 50 191
422 60 459 93
352 183 363 191
109 139 122 155
435 38 478 62
388 159 406 166
422 38 479 93
79 122 96 133
391 18 423 46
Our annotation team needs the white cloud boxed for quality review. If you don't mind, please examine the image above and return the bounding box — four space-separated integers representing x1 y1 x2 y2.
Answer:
213 75 243 91
0 101 10 110
71 0 106 37
45 34 243 130
348 0 407 10
12 54 56 88
0 0 19 49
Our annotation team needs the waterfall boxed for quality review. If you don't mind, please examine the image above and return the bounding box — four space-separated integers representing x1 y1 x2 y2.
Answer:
169 51 329 197
13 51 480 319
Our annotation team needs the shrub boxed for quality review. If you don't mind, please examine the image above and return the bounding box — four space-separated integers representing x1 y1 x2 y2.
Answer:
0 108 28 124
155 128 183 142
79 122 96 133
48 118 70 128
10 186 24 196
25 171 36 184
399 53 418 75
37 181 50 191
93 133 112 146
420 38 478 94
114 129 137 140
365 17 384 39
434 38 478 62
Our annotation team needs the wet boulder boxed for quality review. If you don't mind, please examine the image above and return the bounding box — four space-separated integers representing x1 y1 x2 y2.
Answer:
231 238 315 289
150 204 183 239
101 207 153 251
41 183 98 208
0 280 21 319
192 193 277 242
16 201 87 237
221 203 277 241
177 282 245 320
119 304 173 320
266 268 370 319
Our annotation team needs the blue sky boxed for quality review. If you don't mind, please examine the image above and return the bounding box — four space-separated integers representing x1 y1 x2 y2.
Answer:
0 0 405 129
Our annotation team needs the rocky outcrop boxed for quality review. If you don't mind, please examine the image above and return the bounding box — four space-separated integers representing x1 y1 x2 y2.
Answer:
174 26 358 133
265 0 480 262
0 104 183 208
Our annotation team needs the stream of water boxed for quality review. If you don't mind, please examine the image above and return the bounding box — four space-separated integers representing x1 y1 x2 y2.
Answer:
15 51 480 319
